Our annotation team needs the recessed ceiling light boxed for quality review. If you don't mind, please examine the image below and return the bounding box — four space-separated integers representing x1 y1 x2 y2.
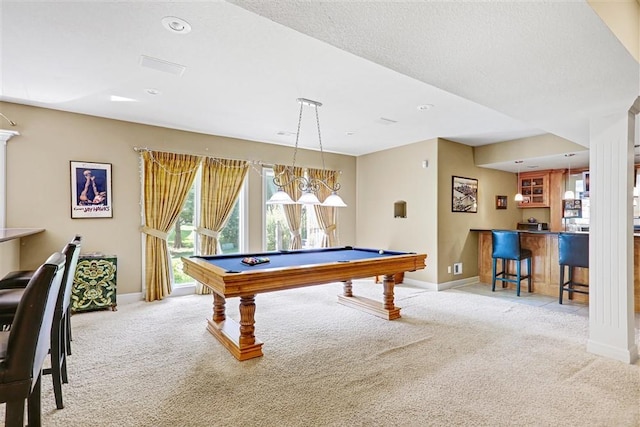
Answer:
417 104 434 111
345 131 355 136
161 16 191 34
145 88 161 95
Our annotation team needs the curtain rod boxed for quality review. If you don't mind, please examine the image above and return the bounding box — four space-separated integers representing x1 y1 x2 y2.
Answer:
132 146 342 175
133 146 266 165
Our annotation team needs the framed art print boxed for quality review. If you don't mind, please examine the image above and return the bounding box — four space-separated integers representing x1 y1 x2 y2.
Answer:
452 176 478 213
496 195 507 209
70 161 113 218
563 198 582 218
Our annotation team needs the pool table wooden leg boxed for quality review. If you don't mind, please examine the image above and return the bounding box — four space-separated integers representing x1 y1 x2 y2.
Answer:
337 276 401 320
382 274 396 312
212 292 226 322
238 295 257 347
206 293 263 361
342 280 353 297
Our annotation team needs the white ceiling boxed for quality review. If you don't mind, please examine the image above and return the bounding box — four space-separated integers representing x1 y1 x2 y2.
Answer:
0 1 637 172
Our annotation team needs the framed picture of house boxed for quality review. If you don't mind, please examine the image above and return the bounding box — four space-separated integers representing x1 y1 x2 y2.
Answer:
496 195 507 209
452 176 478 213
70 161 113 218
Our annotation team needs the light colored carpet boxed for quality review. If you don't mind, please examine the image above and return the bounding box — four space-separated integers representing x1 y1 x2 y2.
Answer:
5 281 640 426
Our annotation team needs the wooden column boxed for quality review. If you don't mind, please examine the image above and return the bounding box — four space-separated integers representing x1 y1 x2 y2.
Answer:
587 103 638 364
549 169 565 232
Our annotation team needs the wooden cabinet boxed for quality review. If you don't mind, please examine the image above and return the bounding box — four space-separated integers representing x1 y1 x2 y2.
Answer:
518 171 549 208
71 254 117 313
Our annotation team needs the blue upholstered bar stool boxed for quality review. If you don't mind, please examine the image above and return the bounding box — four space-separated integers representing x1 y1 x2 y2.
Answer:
491 230 532 296
558 233 589 304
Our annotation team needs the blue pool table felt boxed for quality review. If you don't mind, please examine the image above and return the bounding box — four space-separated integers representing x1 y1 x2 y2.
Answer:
193 247 410 273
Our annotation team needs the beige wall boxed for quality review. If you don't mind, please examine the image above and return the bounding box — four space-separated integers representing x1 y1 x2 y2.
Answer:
521 207 550 225
355 139 438 283
0 240 20 277
437 139 521 284
2 102 356 295
3 101 573 292
355 138 521 286
474 133 584 226
588 0 640 62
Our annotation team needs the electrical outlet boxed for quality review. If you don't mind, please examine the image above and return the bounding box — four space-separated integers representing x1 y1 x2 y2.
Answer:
447 266 452 274
453 262 463 275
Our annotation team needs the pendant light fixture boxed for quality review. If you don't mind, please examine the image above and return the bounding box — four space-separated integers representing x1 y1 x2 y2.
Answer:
267 98 346 207
514 160 524 202
564 153 575 200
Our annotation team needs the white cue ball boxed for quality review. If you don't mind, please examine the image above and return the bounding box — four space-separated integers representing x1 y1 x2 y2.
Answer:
379 250 384 254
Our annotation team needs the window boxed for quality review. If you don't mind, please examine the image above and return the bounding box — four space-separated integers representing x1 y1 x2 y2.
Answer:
263 167 320 250
218 182 246 254
170 168 246 285
169 183 196 285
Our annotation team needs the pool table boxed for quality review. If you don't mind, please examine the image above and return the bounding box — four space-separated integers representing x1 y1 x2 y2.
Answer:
182 246 427 360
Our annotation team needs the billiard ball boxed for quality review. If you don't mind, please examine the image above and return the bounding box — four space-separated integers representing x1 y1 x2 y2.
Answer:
379 250 384 254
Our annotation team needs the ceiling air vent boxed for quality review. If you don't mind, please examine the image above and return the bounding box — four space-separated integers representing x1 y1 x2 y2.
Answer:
139 55 186 76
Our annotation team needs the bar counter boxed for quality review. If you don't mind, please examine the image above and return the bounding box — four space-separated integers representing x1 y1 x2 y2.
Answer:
0 228 45 277
0 227 45 242
473 229 640 312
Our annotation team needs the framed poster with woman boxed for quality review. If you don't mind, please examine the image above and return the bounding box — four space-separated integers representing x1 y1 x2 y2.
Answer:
70 161 113 218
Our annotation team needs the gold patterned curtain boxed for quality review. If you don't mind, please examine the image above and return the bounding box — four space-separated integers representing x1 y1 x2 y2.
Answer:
141 151 201 301
274 164 304 249
308 168 339 247
196 157 249 295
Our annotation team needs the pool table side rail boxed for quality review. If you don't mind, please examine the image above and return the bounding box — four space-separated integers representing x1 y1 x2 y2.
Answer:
182 253 427 298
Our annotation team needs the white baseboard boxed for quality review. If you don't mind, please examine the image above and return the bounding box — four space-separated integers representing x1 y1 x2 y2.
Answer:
117 283 196 305
435 276 480 291
400 278 438 291
117 292 143 305
587 339 639 364
396 276 479 292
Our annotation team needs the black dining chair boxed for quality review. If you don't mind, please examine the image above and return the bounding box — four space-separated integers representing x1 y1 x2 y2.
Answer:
558 233 589 304
0 252 66 427
491 230 532 297
0 235 81 409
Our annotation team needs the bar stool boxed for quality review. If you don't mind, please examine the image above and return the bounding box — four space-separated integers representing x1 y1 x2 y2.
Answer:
0 252 66 427
558 233 589 304
0 236 81 410
491 230 532 296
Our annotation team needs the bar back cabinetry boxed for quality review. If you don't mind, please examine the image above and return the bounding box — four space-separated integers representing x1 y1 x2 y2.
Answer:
518 171 550 208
